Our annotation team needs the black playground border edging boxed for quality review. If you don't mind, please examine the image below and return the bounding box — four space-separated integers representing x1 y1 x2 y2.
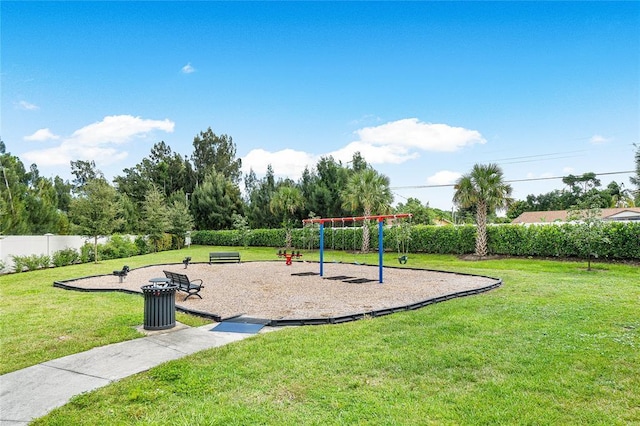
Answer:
53 262 225 322
53 261 502 327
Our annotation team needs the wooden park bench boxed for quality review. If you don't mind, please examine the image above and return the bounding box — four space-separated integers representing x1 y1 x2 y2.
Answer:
209 251 241 264
163 270 204 300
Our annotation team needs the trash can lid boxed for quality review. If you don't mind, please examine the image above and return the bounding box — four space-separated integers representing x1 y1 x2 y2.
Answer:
141 284 177 292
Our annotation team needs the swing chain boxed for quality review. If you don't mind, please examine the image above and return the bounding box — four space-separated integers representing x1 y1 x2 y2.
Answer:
396 216 412 264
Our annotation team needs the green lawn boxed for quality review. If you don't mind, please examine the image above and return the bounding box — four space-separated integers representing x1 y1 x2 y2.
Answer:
2 247 638 424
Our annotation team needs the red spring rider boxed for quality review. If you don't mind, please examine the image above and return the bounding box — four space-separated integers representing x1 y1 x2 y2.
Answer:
277 250 302 265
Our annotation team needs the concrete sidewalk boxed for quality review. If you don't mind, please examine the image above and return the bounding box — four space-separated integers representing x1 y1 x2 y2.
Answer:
0 324 260 425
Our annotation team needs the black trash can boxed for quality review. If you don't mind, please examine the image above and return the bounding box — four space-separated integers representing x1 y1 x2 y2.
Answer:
141 284 177 330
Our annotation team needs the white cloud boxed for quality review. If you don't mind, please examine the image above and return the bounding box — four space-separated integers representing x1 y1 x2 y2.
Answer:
426 170 462 185
24 128 59 141
242 118 484 182
562 167 575 174
21 146 128 168
21 115 174 167
181 63 195 74
589 134 610 144
242 148 316 179
66 115 174 146
356 118 486 152
17 100 39 111
328 141 419 165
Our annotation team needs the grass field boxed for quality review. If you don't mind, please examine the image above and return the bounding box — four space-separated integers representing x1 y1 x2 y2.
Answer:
2 246 638 424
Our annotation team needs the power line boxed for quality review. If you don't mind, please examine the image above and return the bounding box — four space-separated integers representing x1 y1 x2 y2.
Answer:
471 150 587 166
464 144 635 167
390 170 636 190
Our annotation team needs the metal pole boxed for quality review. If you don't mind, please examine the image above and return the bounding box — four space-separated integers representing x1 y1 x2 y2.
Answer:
319 223 324 277
378 219 384 283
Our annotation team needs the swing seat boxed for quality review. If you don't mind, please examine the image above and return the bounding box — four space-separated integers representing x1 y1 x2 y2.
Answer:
398 255 408 264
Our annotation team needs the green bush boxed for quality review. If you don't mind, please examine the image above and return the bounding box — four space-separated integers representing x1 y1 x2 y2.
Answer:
601 221 640 259
170 234 185 250
52 248 80 267
23 255 40 271
190 222 640 260
134 236 150 255
487 222 640 260
191 230 214 245
405 225 475 254
12 254 50 272
259 228 285 248
29 254 50 270
80 243 94 263
11 255 28 273
158 233 173 252
100 235 138 260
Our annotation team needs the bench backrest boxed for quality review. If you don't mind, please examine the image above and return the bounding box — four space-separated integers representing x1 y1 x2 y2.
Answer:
209 252 241 263
210 252 240 258
163 270 191 287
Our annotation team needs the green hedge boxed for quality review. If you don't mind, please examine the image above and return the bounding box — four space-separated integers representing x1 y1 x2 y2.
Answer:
487 223 640 260
192 221 640 260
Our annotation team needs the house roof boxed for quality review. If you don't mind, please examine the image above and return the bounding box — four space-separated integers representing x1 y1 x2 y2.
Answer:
512 207 640 224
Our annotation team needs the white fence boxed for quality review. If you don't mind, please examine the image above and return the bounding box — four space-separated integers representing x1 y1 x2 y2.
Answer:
0 235 109 273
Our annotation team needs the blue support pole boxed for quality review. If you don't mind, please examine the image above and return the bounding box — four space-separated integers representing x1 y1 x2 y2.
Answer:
378 219 384 283
319 223 324 277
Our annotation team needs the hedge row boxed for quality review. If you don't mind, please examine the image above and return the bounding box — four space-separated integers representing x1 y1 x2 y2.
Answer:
486 222 640 259
192 221 640 260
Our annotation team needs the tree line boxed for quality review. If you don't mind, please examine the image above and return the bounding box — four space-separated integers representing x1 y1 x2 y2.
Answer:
0 128 447 241
1 128 639 249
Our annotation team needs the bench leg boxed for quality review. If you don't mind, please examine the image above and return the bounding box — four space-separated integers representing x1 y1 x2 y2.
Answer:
183 292 202 301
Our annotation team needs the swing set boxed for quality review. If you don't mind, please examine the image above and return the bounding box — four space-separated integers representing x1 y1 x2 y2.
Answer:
302 214 412 283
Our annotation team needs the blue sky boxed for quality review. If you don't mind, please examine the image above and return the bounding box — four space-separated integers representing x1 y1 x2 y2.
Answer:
2 1 639 211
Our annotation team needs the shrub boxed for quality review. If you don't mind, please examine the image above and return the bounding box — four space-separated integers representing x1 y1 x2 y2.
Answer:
52 248 80 267
251 229 286 248
11 255 28 273
190 222 640 260
155 233 173 252
602 221 640 259
191 230 213 245
170 234 184 250
486 222 640 260
80 243 94 263
38 255 51 269
407 225 475 254
13 254 51 272
232 214 251 248
134 236 151 255
101 234 138 260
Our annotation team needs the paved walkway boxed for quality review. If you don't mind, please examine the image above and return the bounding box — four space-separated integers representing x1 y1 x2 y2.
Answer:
0 324 263 425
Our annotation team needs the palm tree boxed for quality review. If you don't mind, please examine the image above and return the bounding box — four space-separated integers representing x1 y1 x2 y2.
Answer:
607 181 635 208
269 185 304 248
341 168 393 252
453 163 513 257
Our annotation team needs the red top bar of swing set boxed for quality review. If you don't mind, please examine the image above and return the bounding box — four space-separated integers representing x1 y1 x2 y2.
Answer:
302 213 412 224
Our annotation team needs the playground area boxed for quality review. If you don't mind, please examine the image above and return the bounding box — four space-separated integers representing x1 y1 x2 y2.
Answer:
59 261 500 322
